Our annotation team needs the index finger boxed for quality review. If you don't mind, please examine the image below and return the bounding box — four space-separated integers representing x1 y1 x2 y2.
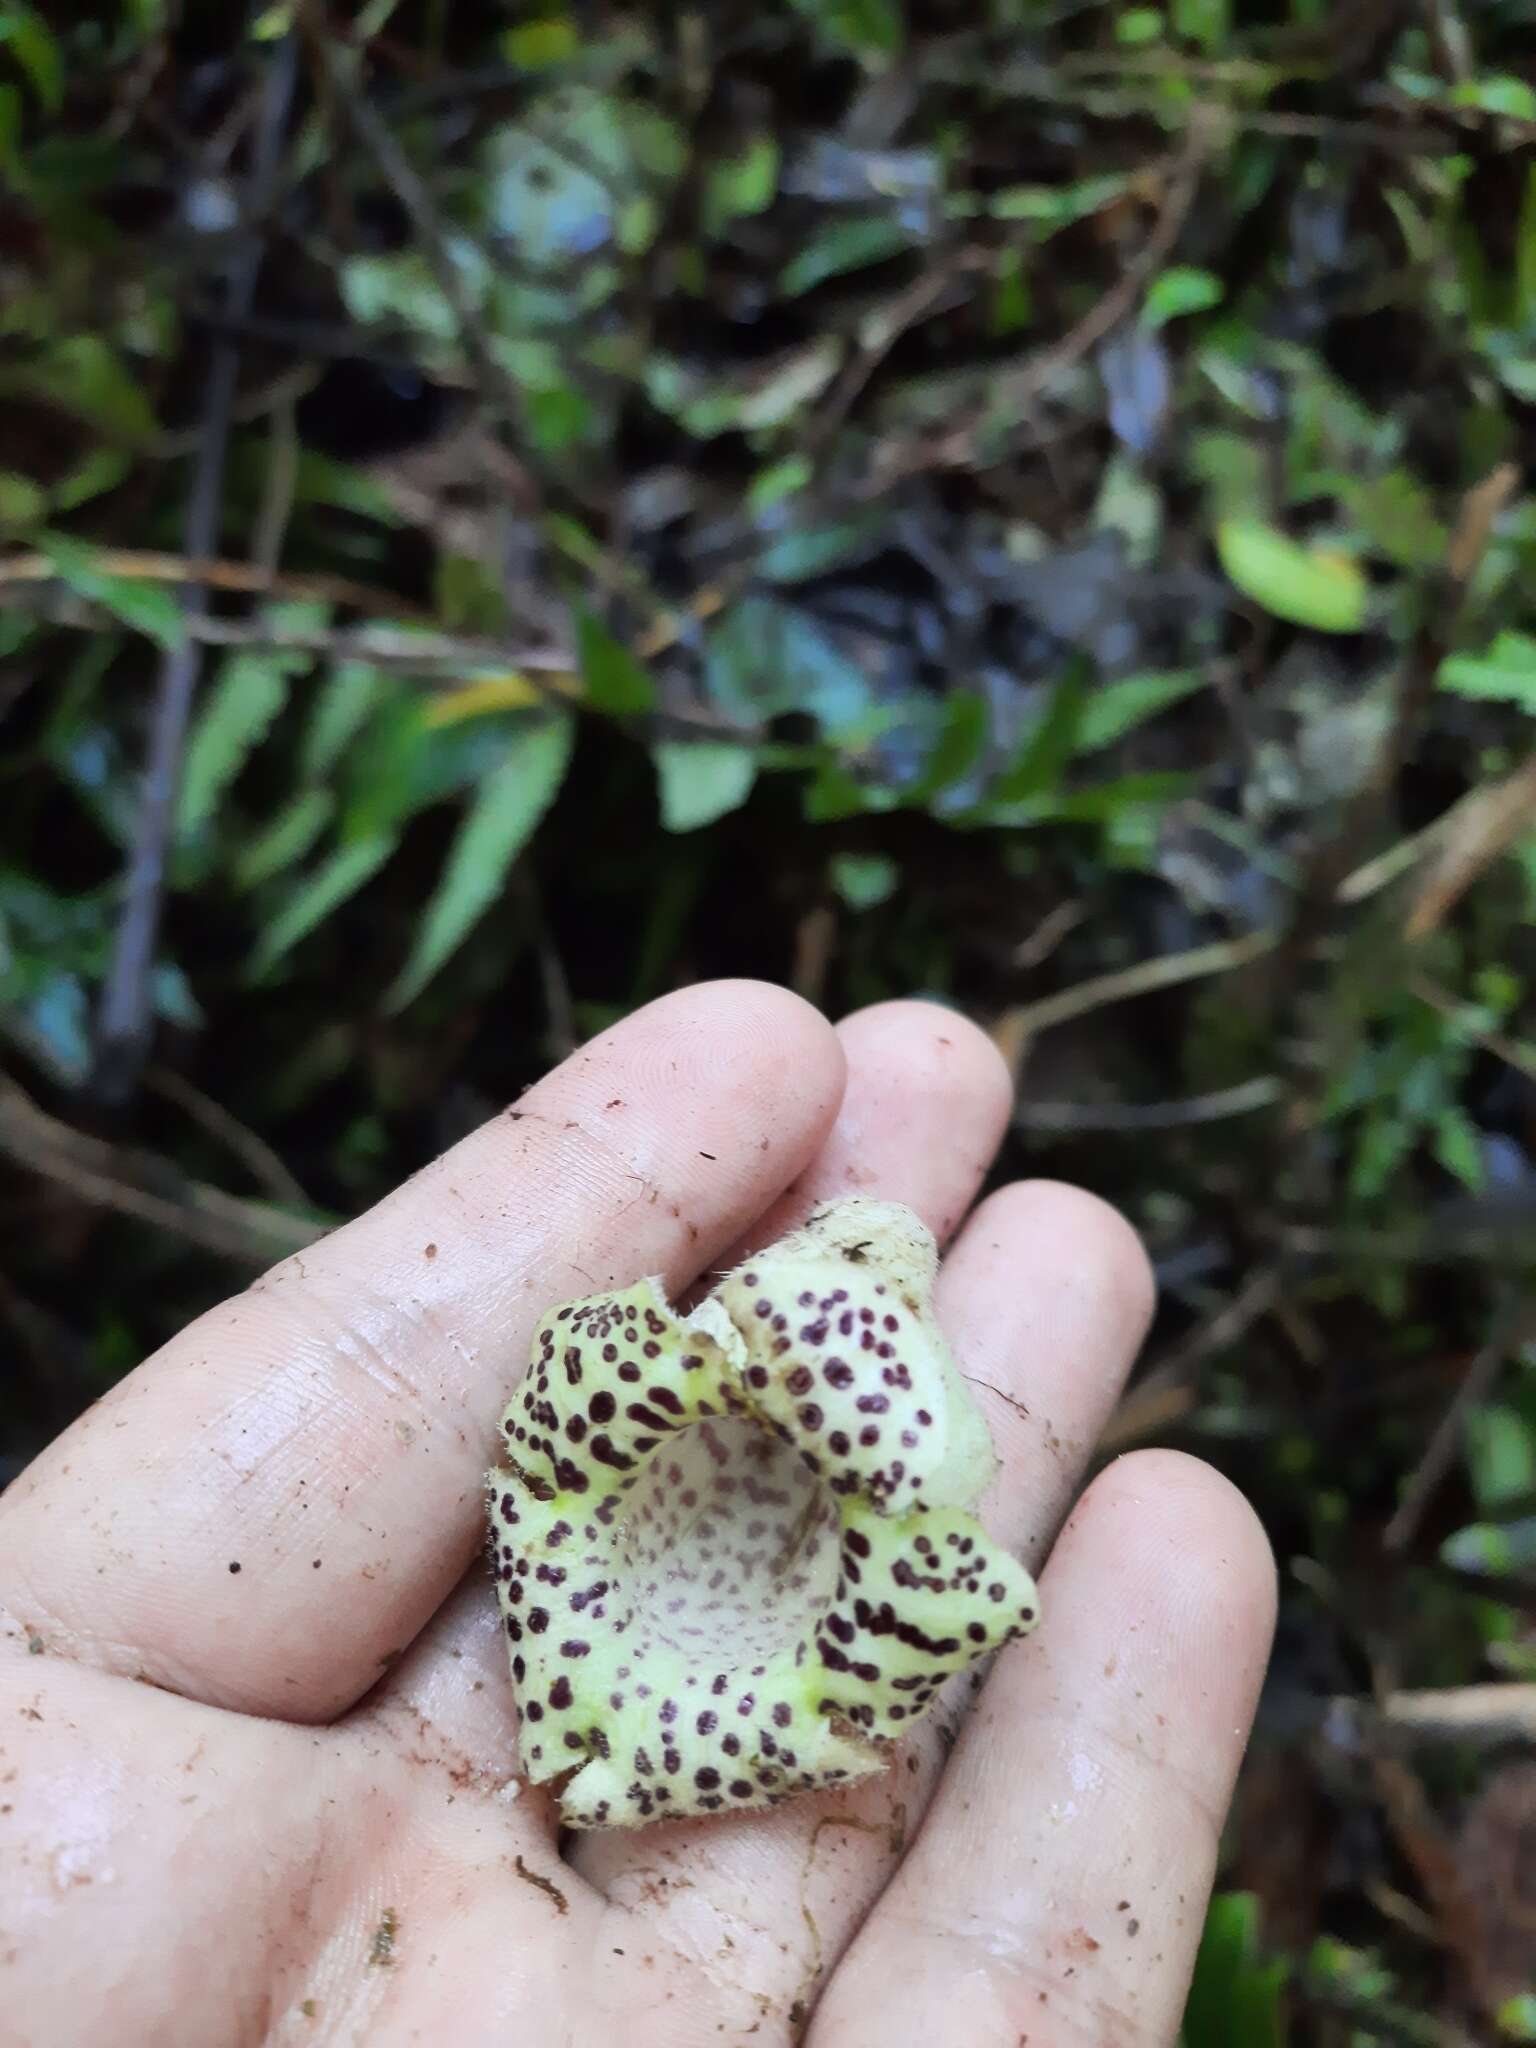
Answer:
0 982 844 1722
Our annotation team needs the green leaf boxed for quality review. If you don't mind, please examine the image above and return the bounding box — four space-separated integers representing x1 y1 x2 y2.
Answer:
1181 1893 1288 2048
0 468 45 529
1440 1518 1536 1577
1350 1111 1414 1201
1432 1105 1485 1193
235 789 336 892
1518 162 1536 332
1172 0 1230 53
10 335 158 442
653 741 758 833
304 661 388 780
749 456 813 513
1451 73 1536 121
250 835 398 981
1216 520 1368 634
1343 469 1447 571
781 215 913 296
1116 9 1164 46
1143 265 1224 329
575 609 655 713
500 18 580 68
339 694 441 840
1077 670 1204 751
1191 430 1268 522
1465 1406 1536 1514
830 852 898 912
0 82 20 180
706 598 871 735
993 666 1088 802
986 173 1128 229
757 514 883 584
703 133 780 236
177 651 298 842
788 0 902 58
0 3 62 110
39 534 185 647
907 690 988 805
1439 632 1536 710
387 715 574 1010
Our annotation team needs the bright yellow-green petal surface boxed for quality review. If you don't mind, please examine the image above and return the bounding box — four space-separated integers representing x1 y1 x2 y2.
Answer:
487 1198 1039 1829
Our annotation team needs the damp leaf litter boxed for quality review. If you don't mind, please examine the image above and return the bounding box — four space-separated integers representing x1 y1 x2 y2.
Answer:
488 1197 1038 1829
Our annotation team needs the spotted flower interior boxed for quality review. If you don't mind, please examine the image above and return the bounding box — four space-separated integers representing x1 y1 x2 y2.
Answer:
488 1197 1039 1829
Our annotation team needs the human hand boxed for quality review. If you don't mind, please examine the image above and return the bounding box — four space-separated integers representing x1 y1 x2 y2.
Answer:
0 984 1275 2047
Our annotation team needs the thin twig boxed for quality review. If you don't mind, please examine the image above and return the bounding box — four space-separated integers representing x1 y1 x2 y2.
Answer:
0 1077 322 1264
1001 762 1522 1048
251 396 301 582
1383 1301 1533 1553
146 1064 311 1208
1353 1683 1536 1746
519 877 578 1063
93 32 299 1106
2 586 771 747
1404 751 1536 941
1261 462 1521 1007
1016 1075 1281 1134
1003 929 1277 1039
1098 1263 1288 1455
875 113 1214 484
1158 1262 1289 1380
0 547 438 622
304 16 530 434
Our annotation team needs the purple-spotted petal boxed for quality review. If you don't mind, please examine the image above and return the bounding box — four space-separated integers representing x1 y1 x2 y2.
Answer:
487 1198 1039 1829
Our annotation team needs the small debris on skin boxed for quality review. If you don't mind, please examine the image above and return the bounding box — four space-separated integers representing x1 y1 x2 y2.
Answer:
368 1908 399 1966
514 1855 569 1914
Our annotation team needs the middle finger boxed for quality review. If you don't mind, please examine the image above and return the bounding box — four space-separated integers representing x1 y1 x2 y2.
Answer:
577 1101 1153 2021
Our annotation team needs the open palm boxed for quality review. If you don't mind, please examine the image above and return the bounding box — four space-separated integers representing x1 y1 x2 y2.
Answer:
0 985 1274 2047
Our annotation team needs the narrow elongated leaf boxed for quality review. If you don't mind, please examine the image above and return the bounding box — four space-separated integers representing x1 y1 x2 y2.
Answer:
787 0 901 59
1438 631 1536 710
993 664 1088 801
1143 265 1224 328
907 691 988 805
178 652 296 841
41 533 184 647
653 740 757 832
235 789 335 891
0 4 63 110
575 609 655 713
1464 1406 1536 1513
1518 162 1536 331
387 715 574 1010
304 660 387 779
1077 670 1205 751
250 834 398 981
